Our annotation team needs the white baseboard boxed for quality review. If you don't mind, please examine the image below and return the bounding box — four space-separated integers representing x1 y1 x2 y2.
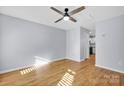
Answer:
66 57 80 62
66 57 89 62
96 64 124 74
2 58 123 74
80 57 89 62
0 57 66 74
50 58 66 62
0 64 33 74
80 59 85 62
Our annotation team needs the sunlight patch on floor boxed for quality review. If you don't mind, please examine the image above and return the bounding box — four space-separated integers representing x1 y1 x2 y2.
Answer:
57 69 76 86
20 56 50 75
20 67 36 75
34 56 50 68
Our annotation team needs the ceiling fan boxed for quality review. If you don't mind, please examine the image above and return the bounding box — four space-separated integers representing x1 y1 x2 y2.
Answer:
50 6 85 23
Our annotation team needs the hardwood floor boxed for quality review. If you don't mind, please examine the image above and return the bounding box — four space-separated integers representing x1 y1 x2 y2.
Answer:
0 55 124 86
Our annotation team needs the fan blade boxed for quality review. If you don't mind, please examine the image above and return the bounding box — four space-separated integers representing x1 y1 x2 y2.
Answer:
55 18 63 23
69 6 85 15
69 17 77 22
50 7 64 15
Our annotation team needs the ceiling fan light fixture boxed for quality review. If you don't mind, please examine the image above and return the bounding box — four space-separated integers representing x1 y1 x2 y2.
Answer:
50 6 85 23
63 16 69 21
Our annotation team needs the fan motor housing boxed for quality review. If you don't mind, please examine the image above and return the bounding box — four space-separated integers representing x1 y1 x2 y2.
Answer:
65 8 69 12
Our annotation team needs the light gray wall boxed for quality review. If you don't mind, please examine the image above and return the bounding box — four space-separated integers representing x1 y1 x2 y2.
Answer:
66 28 80 62
0 14 66 72
66 27 90 62
96 15 124 73
80 27 89 61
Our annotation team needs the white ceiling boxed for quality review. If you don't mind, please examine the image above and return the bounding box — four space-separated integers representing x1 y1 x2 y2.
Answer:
0 6 124 32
